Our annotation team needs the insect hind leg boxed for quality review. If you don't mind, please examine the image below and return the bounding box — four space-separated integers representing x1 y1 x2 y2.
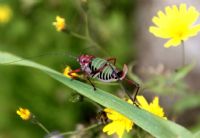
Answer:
108 64 138 103
86 76 97 91
125 78 140 104
106 57 116 65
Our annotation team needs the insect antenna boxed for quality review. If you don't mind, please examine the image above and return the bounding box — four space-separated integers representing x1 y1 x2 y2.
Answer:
79 46 97 55
3 51 77 65
79 46 110 57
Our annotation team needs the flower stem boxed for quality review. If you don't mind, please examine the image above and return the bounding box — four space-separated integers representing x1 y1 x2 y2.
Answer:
69 10 108 56
181 40 185 66
70 31 89 41
84 12 90 38
56 123 100 137
36 121 50 134
70 31 108 55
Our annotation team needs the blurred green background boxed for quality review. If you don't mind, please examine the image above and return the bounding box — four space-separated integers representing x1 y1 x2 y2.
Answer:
1 0 200 138
0 0 137 137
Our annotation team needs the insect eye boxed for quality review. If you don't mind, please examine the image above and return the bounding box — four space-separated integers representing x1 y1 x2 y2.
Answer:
82 59 86 63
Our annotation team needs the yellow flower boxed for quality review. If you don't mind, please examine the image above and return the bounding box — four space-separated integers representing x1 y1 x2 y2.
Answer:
103 96 167 138
137 96 167 119
0 4 12 24
52 16 66 32
63 66 80 79
16 107 32 120
103 100 134 138
149 3 200 48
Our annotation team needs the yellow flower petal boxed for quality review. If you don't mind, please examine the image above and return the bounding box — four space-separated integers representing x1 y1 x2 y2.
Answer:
149 3 200 48
149 26 171 38
103 122 117 135
53 16 66 32
102 96 166 138
106 112 119 120
149 97 166 119
16 107 31 120
180 3 186 14
116 122 125 138
137 96 167 119
165 6 172 16
103 100 134 138
125 120 134 132
187 25 200 37
164 38 181 48
63 66 80 79
157 11 165 19
0 4 12 24
136 95 150 110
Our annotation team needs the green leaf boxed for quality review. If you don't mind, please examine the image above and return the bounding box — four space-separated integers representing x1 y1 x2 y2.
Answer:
0 52 192 138
174 94 200 114
194 130 200 138
127 62 143 85
171 64 194 83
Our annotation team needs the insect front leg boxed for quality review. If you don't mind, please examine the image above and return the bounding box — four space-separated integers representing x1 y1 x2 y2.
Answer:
86 76 97 91
68 68 81 79
68 68 96 90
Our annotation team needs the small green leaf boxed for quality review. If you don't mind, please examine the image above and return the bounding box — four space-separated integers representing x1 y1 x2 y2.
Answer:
171 64 194 82
174 94 200 114
0 52 192 138
127 62 143 85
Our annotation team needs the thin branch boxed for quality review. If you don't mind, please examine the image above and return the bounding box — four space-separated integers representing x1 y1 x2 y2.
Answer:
56 123 101 137
36 121 50 134
181 40 185 66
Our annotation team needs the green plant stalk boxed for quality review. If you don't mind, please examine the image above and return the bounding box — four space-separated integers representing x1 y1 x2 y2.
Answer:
70 31 89 41
69 10 108 55
70 31 108 55
57 123 100 136
37 121 50 134
181 40 185 66
84 12 90 38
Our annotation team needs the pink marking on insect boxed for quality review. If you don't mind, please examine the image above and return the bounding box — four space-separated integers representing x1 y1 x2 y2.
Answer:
120 64 128 80
77 55 94 64
77 55 94 73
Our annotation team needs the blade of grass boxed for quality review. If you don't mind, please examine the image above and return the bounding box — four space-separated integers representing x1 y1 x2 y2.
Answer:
194 131 200 138
0 51 192 138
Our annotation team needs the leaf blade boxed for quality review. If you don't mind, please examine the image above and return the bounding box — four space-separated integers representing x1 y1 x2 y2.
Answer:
0 51 192 138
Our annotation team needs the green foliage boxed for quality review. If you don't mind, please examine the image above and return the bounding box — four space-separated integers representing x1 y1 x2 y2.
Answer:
129 64 194 95
0 0 200 137
0 1 138 137
174 94 200 114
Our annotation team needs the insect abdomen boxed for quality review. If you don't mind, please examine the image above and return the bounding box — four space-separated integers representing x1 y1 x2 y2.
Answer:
90 58 118 82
